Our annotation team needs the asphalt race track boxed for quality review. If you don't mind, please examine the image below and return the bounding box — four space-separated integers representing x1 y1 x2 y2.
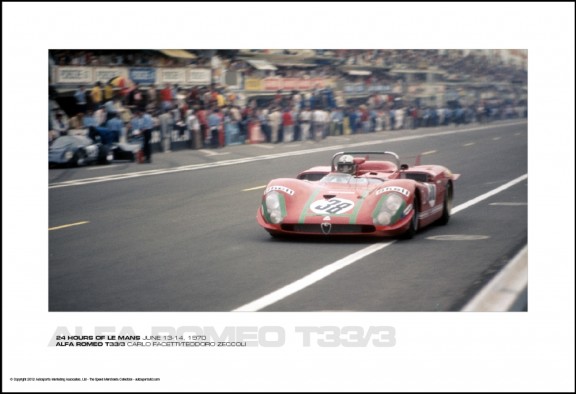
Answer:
49 119 528 311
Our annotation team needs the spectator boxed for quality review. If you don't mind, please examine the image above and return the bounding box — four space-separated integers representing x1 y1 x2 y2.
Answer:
196 105 209 146
131 109 154 163
348 107 358 134
105 112 123 143
207 108 222 148
160 83 173 111
159 109 173 152
299 106 312 141
53 112 69 136
147 85 158 113
104 82 114 102
269 107 282 143
331 107 344 135
257 108 271 142
128 84 147 112
82 109 97 129
312 107 326 141
139 110 154 163
90 82 103 111
282 108 294 142
74 86 87 115
104 96 120 122
186 109 202 149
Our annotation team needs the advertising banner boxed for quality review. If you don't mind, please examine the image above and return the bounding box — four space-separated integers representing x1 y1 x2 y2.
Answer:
367 84 391 93
54 67 93 84
93 68 128 83
282 78 299 91
187 68 211 86
296 78 313 91
244 78 263 91
310 78 326 89
159 68 187 84
343 83 366 94
244 77 336 92
129 67 156 85
263 77 283 91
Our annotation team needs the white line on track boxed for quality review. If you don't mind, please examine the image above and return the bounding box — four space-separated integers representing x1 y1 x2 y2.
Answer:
422 150 437 155
49 221 90 231
87 165 122 170
49 121 527 189
199 149 231 156
463 142 475 147
489 202 527 206
233 173 528 311
242 185 266 192
461 245 527 311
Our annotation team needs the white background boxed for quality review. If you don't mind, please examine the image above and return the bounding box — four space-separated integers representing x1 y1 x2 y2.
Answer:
3 2 575 392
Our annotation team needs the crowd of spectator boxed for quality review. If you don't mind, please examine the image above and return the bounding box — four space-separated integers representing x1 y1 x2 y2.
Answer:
49 49 527 151
49 79 527 151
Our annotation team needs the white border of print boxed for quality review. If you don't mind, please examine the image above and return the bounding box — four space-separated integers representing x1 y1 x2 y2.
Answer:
3 2 575 392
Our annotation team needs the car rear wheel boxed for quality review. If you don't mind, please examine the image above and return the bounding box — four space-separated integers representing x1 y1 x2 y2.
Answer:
74 150 86 167
98 146 112 165
437 181 453 226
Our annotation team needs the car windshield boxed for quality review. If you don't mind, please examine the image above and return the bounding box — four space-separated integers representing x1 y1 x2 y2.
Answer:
320 173 385 185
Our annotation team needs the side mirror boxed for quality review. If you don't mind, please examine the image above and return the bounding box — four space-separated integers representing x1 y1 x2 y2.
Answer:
400 163 409 170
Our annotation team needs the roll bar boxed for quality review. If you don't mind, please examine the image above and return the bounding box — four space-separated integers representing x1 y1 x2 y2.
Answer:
331 151 401 172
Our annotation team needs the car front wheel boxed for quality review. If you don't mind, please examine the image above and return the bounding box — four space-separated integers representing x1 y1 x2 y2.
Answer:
401 196 419 239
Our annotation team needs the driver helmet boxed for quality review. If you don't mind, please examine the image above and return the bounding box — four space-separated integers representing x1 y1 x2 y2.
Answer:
337 154 356 174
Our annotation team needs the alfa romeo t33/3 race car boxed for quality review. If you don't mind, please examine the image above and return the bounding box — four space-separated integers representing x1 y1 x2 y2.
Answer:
257 151 460 239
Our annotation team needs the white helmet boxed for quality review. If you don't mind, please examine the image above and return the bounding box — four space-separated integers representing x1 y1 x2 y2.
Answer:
337 154 355 174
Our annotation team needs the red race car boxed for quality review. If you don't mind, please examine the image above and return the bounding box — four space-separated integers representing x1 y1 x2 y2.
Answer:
257 151 460 239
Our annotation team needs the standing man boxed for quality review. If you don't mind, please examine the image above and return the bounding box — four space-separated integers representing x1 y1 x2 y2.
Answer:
207 108 222 148
74 85 87 115
269 107 281 143
331 107 344 136
160 83 173 112
299 106 312 141
196 105 209 146
312 107 325 141
135 109 154 163
90 81 103 111
105 112 123 143
186 109 201 149
53 112 69 137
282 108 294 142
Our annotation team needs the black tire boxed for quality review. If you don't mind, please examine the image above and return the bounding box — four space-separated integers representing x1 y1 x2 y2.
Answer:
401 195 419 239
98 145 111 165
437 181 453 226
73 149 86 167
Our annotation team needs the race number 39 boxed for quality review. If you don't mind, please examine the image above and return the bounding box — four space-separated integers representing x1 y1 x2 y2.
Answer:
310 198 355 215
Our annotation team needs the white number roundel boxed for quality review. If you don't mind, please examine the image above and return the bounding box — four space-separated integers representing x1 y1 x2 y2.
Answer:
310 198 355 215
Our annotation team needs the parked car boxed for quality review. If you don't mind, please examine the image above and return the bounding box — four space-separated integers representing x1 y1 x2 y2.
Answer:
49 135 139 167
